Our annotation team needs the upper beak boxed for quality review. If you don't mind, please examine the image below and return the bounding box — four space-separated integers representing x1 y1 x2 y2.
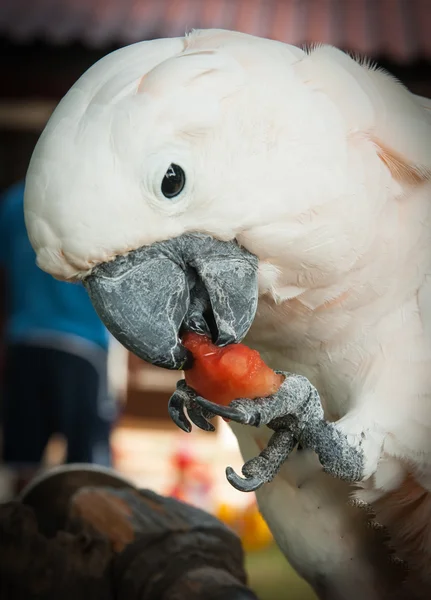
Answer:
84 233 259 370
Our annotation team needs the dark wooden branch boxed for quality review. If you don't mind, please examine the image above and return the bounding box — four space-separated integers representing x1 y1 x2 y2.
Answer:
0 467 259 600
70 487 257 600
0 501 113 600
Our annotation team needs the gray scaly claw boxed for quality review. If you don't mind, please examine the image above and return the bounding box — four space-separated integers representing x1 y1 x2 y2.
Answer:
168 380 215 433
192 396 260 425
225 466 265 492
224 428 298 492
195 373 366 491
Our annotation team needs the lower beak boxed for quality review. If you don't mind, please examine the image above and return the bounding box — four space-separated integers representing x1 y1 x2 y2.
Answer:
84 233 258 370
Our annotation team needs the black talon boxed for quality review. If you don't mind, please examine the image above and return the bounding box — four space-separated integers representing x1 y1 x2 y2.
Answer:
194 396 252 424
168 392 192 433
187 405 215 432
225 466 264 492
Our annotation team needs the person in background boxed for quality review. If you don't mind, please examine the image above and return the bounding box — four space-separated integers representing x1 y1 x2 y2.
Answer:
0 180 117 493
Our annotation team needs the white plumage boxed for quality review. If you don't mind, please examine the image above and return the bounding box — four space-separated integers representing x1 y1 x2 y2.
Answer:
24 29 431 598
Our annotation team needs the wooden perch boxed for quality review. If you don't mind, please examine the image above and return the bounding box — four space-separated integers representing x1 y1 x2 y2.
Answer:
0 466 259 600
0 501 113 600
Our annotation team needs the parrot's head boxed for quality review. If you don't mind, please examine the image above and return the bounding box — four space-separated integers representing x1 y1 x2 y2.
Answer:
25 29 377 369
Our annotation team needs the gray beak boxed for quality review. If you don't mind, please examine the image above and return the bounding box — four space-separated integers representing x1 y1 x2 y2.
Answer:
84 234 258 370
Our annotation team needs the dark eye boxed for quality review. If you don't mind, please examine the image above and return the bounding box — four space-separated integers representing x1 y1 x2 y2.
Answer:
161 164 186 199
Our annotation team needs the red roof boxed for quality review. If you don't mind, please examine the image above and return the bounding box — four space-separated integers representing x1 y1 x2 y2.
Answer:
0 0 430 63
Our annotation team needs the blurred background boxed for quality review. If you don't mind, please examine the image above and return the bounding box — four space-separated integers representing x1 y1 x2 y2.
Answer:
0 1 430 598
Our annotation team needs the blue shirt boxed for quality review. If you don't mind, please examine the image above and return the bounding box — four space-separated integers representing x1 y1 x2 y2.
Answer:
0 180 109 351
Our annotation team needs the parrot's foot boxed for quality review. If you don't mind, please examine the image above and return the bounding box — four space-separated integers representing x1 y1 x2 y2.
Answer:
226 429 297 492
168 379 215 433
194 373 366 492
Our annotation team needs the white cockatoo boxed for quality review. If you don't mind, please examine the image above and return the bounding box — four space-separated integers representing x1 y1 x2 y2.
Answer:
24 29 431 599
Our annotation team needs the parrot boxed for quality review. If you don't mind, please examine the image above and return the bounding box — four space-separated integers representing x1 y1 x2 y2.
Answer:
23 29 431 599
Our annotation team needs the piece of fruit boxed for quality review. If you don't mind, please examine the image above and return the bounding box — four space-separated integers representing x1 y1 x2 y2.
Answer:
182 332 284 406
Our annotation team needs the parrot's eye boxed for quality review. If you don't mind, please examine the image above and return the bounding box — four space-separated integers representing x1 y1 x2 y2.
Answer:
161 164 186 199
